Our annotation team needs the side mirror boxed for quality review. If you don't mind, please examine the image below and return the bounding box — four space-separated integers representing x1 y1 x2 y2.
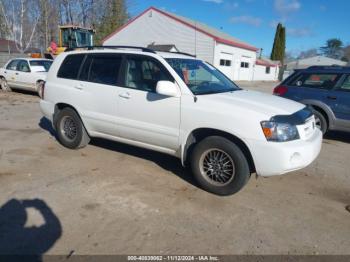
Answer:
296 80 302 87
156 81 180 97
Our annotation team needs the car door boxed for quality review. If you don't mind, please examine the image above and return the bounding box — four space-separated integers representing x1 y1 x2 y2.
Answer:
3 59 19 87
116 54 181 150
326 74 350 127
15 60 34 90
69 53 123 137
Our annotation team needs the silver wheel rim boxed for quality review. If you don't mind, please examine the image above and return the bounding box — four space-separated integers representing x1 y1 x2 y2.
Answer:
37 81 44 97
199 148 235 186
0 78 9 91
315 116 322 130
59 116 77 141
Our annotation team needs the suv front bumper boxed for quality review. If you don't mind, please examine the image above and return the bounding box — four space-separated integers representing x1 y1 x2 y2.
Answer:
40 100 55 122
248 129 322 176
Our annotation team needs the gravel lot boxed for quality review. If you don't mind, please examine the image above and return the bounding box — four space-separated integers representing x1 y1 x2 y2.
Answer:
0 82 350 256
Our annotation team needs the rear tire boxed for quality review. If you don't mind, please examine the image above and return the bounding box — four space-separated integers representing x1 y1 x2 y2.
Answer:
0 77 11 92
54 107 90 149
190 136 251 196
313 110 327 135
36 81 44 97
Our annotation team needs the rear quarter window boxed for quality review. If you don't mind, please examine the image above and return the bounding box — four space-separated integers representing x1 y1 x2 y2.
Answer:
290 73 341 89
57 54 85 79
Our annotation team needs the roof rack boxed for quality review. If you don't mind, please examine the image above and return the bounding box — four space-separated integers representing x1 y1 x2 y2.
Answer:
65 45 156 53
154 50 196 58
307 65 349 70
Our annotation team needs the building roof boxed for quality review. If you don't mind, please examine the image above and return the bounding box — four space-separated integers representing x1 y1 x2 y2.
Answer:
286 55 347 70
102 7 259 52
147 44 179 52
0 38 41 54
256 57 280 67
0 39 20 53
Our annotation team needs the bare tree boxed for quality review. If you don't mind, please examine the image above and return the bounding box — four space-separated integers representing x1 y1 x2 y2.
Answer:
0 0 40 53
36 0 59 49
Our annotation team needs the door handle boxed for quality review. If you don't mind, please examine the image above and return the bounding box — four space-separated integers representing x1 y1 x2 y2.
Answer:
4 71 7 74
119 92 130 99
15 72 19 75
74 85 83 90
327 96 337 100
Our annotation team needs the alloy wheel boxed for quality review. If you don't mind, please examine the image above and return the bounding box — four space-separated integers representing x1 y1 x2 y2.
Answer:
199 148 235 186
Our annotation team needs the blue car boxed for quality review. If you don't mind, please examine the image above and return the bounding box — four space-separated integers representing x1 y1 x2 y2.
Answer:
273 66 350 134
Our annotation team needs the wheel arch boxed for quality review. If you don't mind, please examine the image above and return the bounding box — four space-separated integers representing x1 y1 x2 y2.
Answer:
182 128 256 173
53 102 90 136
301 99 335 128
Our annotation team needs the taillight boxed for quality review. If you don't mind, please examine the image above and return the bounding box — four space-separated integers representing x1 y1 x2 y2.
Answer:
273 85 288 96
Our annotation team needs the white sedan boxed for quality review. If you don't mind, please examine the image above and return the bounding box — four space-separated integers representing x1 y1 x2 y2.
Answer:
0 58 53 96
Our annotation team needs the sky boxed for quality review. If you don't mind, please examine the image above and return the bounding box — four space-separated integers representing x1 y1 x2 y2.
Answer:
130 0 350 57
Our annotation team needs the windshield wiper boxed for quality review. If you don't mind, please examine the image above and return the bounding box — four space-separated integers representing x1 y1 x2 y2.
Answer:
195 89 236 95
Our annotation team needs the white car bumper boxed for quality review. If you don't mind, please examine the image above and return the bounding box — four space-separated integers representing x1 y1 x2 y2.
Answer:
248 129 322 176
39 99 55 122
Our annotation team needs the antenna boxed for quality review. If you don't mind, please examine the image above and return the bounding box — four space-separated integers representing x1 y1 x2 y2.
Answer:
194 21 197 57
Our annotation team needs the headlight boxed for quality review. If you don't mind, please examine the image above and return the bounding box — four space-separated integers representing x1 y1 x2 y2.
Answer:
261 121 299 142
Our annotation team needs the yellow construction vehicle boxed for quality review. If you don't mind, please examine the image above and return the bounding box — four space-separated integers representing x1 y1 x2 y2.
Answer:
45 25 95 59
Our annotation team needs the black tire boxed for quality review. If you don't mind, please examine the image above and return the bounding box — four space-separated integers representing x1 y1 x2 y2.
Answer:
0 77 12 92
36 80 44 97
312 110 327 135
191 136 251 196
54 107 90 149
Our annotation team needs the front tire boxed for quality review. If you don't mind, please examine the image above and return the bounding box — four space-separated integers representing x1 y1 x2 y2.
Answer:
191 136 251 196
313 110 327 135
0 77 11 92
54 107 90 149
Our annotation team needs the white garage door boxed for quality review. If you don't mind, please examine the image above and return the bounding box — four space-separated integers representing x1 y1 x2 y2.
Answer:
218 52 234 80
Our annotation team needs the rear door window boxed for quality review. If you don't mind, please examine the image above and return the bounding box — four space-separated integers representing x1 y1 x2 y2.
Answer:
291 73 341 89
57 54 85 79
79 54 122 86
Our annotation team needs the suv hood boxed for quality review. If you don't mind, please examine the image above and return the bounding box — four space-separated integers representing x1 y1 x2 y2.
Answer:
203 90 305 119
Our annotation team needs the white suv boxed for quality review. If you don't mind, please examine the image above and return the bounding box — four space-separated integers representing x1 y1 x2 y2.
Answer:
40 47 322 195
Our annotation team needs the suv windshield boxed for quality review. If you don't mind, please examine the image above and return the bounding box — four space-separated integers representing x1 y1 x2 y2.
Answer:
166 58 240 95
30 60 53 72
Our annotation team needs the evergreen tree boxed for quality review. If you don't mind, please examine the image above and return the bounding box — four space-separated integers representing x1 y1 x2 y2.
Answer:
95 0 128 44
271 23 286 80
271 23 285 63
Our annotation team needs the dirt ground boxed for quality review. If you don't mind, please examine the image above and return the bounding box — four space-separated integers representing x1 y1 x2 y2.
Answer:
0 82 350 256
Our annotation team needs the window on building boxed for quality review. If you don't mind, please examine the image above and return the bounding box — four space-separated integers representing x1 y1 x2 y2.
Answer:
241 62 249 68
220 59 231 67
265 66 271 74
